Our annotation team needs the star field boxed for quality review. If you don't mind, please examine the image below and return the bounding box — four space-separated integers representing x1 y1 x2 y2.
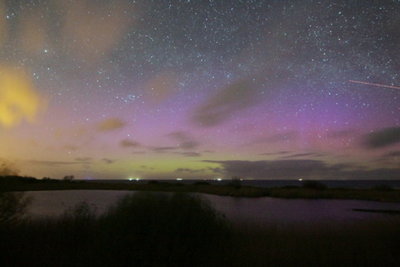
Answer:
0 0 399 180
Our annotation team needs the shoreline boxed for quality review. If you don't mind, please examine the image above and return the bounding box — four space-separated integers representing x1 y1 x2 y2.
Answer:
2 177 400 202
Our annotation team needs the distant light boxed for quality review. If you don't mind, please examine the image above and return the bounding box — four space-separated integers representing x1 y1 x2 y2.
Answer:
128 178 133 181
176 178 183 181
216 178 222 181
128 177 141 181
298 178 303 182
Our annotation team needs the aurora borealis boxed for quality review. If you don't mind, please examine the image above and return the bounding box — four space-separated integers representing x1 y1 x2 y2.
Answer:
0 0 399 180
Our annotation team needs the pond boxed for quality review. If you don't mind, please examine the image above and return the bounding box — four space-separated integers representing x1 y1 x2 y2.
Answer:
24 190 400 225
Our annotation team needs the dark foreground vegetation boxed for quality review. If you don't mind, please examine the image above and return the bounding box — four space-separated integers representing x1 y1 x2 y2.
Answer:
1 191 400 266
1 192 230 267
1 190 400 266
2 175 400 202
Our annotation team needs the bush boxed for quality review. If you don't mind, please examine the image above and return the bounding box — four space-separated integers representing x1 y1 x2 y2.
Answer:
0 192 31 224
96 193 231 266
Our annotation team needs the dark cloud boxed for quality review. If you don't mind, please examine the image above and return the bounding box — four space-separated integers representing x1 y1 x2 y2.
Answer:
281 152 325 159
167 131 189 140
347 168 400 180
178 140 199 150
102 158 115 164
383 151 400 158
96 118 126 132
327 129 355 139
192 78 262 127
75 157 92 162
120 139 141 148
208 167 224 174
363 127 400 149
150 146 178 153
373 151 400 164
204 159 330 179
0 159 20 176
252 131 298 145
176 152 202 157
27 160 91 166
259 151 290 156
150 131 200 153
204 159 400 180
167 131 199 150
175 168 205 173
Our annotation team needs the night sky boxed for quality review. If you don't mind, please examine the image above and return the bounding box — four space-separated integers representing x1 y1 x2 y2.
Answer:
0 0 399 180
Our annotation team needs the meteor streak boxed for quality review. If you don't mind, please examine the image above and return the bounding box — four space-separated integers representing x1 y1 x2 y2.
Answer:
349 80 400 90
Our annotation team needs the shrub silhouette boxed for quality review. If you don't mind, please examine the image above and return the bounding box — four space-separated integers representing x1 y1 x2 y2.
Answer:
96 193 231 266
0 192 31 224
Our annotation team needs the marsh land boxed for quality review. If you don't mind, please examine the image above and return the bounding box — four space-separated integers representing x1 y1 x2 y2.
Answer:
1 176 400 266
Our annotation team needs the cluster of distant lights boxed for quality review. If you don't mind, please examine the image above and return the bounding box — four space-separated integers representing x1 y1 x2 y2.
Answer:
126 178 306 182
127 177 225 181
128 177 142 181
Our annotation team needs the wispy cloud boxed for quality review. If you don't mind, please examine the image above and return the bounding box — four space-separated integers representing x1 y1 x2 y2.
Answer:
96 118 126 132
0 158 19 176
27 160 92 167
362 127 400 149
167 131 199 150
102 158 115 164
192 78 262 127
259 151 290 156
175 168 205 174
175 152 202 157
75 157 92 162
120 139 141 148
280 152 325 159
150 146 178 153
327 129 355 139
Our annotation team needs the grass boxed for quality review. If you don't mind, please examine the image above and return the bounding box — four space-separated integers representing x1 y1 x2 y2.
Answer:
1 191 399 266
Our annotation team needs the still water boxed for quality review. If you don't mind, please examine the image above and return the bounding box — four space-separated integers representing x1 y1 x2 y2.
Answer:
25 190 400 224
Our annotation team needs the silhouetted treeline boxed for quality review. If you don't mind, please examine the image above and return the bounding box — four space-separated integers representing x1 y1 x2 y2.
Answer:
0 176 61 192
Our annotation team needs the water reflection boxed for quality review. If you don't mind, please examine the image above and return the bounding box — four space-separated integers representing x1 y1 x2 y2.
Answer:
25 190 400 224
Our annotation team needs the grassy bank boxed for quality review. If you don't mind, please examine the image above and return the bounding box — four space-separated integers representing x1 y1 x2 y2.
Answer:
1 192 399 266
2 176 400 202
